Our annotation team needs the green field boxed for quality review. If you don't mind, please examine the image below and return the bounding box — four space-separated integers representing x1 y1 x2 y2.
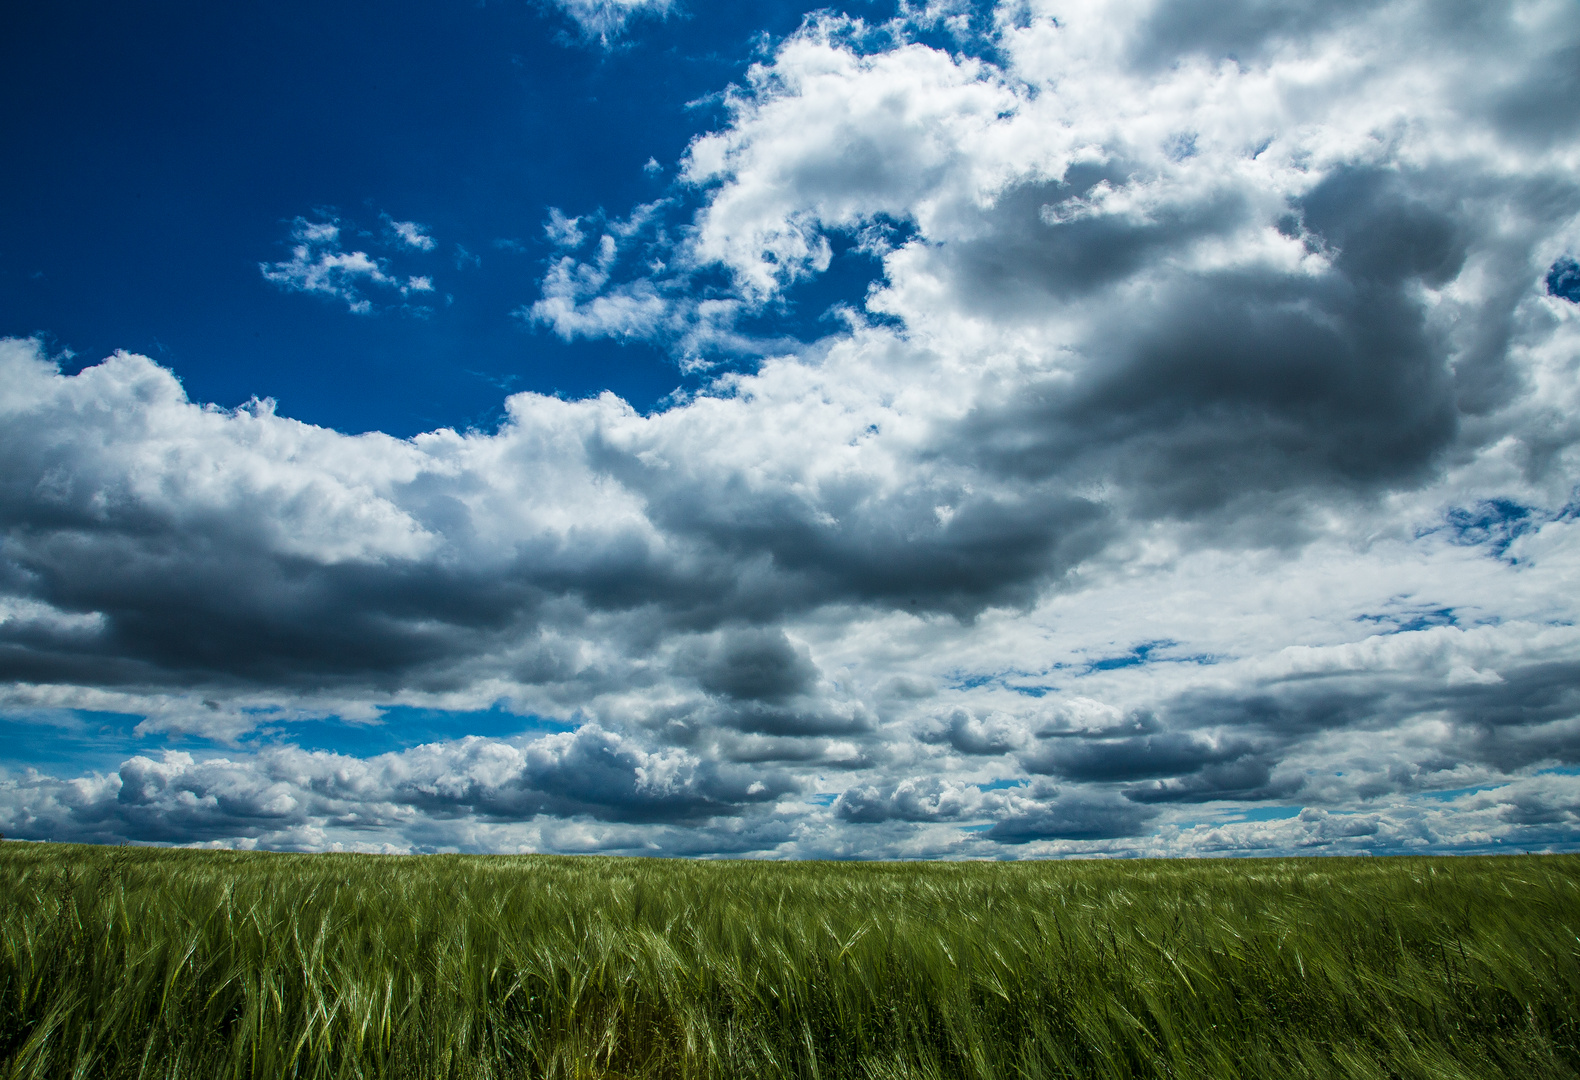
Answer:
1 846 1577 1079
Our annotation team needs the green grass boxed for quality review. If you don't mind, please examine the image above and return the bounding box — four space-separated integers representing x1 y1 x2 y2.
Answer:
1 846 1577 1079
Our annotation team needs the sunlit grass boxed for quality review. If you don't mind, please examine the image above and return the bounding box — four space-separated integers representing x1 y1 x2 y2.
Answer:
1 845 1576 1078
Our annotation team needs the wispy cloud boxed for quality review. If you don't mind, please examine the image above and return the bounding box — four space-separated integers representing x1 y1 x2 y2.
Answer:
383 215 437 252
543 208 586 249
543 0 675 47
261 214 438 314
259 218 398 314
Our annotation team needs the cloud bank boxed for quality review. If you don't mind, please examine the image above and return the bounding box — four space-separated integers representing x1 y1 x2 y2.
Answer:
5 0 1580 856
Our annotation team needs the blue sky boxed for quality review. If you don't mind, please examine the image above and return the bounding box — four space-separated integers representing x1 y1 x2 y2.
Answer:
2 0 883 434
3 0 1580 858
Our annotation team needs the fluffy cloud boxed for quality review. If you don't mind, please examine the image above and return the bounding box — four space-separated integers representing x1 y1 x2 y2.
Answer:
5 0 1580 855
0 726 789 850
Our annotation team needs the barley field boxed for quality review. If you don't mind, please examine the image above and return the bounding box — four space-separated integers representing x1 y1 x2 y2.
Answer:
0 845 1576 1079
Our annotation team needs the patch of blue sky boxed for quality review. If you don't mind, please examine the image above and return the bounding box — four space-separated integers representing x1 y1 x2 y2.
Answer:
943 667 1062 695
958 823 995 833
1079 640 1219 675
1547 256 1580 303
262 705 575 757
0 711 225 774
947 673 1002 691
1433 498 1539 562
1006 684 1054 697
1419 783 1509 802
1537 766 1580 776
947 645 1224 692
0 705 579 776
805 793 839 806
976 779 1027 792
1354 605 1458 634
1086 652 1153 672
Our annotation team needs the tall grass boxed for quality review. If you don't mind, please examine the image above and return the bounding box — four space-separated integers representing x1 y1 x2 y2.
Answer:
0 845 1576 1079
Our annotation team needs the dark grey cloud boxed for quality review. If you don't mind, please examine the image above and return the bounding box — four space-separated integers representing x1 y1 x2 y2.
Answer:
0 547 522 691
1167 661 1580 766
1132 0 1375 66
621 463 1115 618
1122 756 1293 805
1297 167 1467 289
1018 712 1295 805
1491 43 1580 145
1084 656 1580 804
682 627 818 703
0 344 1122 703
938 167 1249 312
1134 0 1519 70
1023 731 1258 784
951 168 1485 527
985 789 1159 843
920 708 1025 755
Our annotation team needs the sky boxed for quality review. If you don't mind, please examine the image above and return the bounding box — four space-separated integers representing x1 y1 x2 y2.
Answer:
1 0 1578 858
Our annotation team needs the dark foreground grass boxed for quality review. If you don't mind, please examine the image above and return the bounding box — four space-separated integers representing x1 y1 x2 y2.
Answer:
0 846 1577 1080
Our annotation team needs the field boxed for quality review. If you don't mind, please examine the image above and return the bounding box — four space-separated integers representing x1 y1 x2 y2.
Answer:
1 846 1577 1079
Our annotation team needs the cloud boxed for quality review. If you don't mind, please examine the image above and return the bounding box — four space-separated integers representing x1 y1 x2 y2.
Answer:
985 787 1160 843
680 628 820 704
530 249 671 341
544 208 587 249
262 215 439 314
259 218 400 314
522 202 773 358
1141 772 1580 858
9 0 1580 856
921 709 1028 755
383 216 437 252
543 0 674 47
834 776 983 823
0 725 791 848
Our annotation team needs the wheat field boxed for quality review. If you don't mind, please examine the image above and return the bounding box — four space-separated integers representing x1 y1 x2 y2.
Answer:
1 844 1577 1079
